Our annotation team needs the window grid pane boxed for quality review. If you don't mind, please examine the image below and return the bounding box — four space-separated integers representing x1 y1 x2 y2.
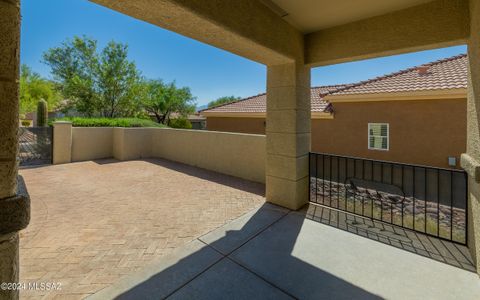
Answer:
368 123 389 150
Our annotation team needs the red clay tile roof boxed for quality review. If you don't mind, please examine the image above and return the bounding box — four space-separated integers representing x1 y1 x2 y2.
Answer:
311 85 351 112
201 54 467 114
203 85 347 113
203 93 267 113
330 54 467 96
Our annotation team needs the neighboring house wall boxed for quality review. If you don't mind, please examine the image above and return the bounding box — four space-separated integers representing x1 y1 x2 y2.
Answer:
312 99 466 169
206 117 266 134
204 98 466 169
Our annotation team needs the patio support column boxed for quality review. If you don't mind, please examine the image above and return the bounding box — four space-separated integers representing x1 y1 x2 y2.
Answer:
266 62 311 210
0 0 30 299
0 0 20 199
463 0 480 275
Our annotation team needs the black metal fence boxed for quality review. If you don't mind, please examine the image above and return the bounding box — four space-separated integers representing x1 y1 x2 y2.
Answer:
18 127 53 166
309 152 468 244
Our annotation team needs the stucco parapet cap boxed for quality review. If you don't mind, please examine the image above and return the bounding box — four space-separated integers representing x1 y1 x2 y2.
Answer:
0 175 30 234
461 153 480 182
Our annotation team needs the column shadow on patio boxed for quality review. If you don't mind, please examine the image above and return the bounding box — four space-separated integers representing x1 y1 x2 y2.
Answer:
88 203 381 300
305 204 475 272
89 200 480 299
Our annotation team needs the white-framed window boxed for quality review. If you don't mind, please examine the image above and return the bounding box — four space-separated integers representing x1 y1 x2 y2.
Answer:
368 123 389 151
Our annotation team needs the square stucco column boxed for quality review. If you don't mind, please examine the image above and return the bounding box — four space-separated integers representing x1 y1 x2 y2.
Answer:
0 0 20 199
266 62 311 210
0 1 30 299
53 121 73 165
462 0 480 275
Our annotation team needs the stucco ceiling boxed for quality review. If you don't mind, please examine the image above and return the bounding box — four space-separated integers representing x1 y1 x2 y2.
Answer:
260 0 435 33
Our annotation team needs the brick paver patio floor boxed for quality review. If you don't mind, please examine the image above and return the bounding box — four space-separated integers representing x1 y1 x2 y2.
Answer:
18 159 265 299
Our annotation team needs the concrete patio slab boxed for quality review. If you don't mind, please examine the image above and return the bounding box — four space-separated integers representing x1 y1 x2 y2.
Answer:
168 258 293 300
89 202 479 300
231 211 480 300
88 240 223 300
199 203 289 255
306 205 476 271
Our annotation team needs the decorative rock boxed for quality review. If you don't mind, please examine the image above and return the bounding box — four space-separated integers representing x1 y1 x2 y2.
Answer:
310 177 466 238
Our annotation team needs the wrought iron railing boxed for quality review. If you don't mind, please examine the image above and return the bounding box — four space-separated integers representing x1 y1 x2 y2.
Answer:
309 152 468 244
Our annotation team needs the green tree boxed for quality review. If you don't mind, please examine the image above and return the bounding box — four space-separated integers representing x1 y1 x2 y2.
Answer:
42 36 141 117
19 65 61 116
141 80 196 125
207 95 241 108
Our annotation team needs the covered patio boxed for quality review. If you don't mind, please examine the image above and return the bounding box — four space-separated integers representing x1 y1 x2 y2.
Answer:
2 0 480 299
19 159 480 299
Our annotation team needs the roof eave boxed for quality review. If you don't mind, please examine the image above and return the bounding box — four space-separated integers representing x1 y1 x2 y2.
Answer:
201 111 334 119
200 112 266 118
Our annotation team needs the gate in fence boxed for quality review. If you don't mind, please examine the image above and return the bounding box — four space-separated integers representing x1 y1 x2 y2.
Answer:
18 127 53 166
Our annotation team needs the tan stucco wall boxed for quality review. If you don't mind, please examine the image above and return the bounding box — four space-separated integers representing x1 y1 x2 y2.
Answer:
312 99 466 169
465 0 480 274
112 128 123 161
151 128 265 183
54 127 265 184
72 127 113 162
112 128 153 161
206 117 266 135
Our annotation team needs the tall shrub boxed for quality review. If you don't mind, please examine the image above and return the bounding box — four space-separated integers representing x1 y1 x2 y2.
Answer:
37 99 48 127
168 117 192 129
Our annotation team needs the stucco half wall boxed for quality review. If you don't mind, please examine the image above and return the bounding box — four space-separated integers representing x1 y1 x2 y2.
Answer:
58 127 266 184
151 129 265 183
72 127 113 162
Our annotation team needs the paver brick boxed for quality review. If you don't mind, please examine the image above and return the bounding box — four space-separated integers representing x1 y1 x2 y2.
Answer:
19 159 264 299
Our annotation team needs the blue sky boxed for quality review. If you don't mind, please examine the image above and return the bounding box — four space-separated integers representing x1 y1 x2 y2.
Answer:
21 0 467 106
